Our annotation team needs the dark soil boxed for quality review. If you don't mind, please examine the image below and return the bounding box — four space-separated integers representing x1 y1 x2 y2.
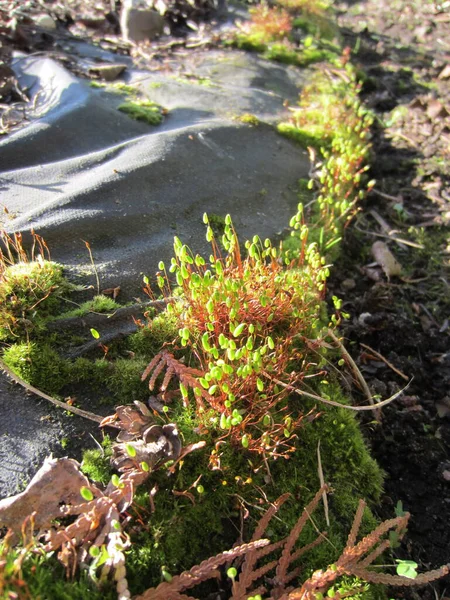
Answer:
332 1 450 597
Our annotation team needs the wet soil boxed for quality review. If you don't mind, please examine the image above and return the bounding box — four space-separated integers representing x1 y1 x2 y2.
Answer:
332 1 450 597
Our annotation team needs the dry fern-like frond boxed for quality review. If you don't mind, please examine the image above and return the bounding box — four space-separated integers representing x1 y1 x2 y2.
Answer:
137 487 450 600
135 539 270 600
141 350 215 408
288 498 450 599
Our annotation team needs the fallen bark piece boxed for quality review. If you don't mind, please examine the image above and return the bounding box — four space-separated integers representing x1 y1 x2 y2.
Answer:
0 456 98 534
371 241 402 278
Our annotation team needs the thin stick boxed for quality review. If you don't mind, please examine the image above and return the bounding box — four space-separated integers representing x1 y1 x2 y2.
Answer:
328 330 374 406
360 343 409 381
262 371 412 412
0 358 111 425
82 240 100 295
369 209 408 250
371 188 402 203
354 222 424 249
317 441 329 526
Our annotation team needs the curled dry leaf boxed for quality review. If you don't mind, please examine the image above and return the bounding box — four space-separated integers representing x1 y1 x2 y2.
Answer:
371 241 402 278
111 423 182 473
0 457 99 536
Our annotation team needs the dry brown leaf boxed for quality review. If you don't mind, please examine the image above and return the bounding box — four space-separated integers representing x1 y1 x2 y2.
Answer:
438 64 450 80
0 457 99 535
426 99 449 120
371 241 402 278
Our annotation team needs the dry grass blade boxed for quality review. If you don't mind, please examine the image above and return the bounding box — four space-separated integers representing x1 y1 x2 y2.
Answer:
264 370 412 411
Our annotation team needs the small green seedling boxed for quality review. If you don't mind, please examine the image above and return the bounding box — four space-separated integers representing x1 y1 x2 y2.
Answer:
394 500 406 517
395 559 418 579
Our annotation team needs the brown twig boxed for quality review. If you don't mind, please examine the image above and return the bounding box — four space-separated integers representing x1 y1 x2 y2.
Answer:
360 343 409 381
328 329 374 406
317 441 329 527
0 357 110 425
262 370 412 412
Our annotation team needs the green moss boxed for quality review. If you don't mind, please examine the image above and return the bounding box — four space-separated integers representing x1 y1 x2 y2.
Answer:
112 82 139 96
0 543 116 600
128 313 178 357
81 436 113 486
55 295 122 319
0 261 70 340
263 42 300 64
292 14 338 40
68 357 112 387
231 33 265 53
89 80 106 89
2 342 68 394
122 378 383 596
297 44 337 65
277 121 330 149
117 100 165 125
237 113 260 126
106 357 149 402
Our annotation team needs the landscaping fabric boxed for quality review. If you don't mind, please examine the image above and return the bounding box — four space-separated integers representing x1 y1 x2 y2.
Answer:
0 49 308 297
0 47 310 497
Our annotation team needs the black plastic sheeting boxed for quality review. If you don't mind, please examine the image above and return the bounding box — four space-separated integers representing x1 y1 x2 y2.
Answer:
0 47 310 497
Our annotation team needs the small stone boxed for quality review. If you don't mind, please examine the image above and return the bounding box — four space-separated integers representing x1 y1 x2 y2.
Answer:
89 64 128 81
358 312 372 326
443 470 450 482
341 278 356 290
35 14 57 30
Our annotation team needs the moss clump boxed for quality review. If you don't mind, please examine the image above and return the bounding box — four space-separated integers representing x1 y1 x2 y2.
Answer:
123 380 384 597
236 113 261 126
2 342 68 394
89 80 106 89
128 313 178 357
0 261 70 340
67 357 112 387
106 357 149 402
264 42 300 64
112 82 139 96
81 436 113 486
277 121 331 149
0 542 116 600
55 295 121 319
117 100 165 125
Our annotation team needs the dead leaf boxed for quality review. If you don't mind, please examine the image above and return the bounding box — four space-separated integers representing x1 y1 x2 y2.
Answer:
426 99 449 120
438 64 450 80
0 457 99 535
436 396 450 418
102 286 121 299
371 241 402 278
